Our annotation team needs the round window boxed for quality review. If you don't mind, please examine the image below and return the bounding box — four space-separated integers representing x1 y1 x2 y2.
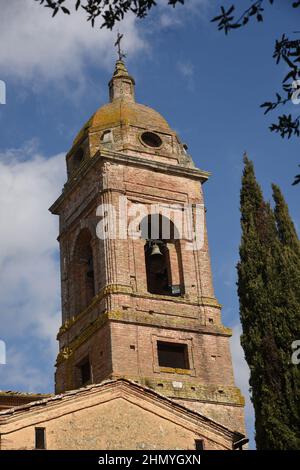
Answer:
141 132 162 148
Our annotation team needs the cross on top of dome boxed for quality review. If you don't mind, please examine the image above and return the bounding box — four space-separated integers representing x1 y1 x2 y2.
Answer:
114 32 126 62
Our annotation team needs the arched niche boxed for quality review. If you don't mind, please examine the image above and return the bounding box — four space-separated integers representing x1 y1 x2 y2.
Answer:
71 228 95 315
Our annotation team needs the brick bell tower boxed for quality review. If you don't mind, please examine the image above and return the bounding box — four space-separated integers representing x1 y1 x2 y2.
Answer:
50 59 245 434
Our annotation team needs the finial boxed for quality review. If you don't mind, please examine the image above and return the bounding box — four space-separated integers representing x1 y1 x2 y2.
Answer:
109 44 135 102
114 32 126 62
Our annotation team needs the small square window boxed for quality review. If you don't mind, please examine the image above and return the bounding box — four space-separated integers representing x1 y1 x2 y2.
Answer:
157 341 189 370
35 427 46 450
195 439 204 450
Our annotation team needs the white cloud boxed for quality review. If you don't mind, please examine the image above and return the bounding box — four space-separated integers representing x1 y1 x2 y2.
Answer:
0 142 65 381
230 323 256 448
0 340 5 365
176 61 195 91
177 61 194 78
0 347 53 393
159 11 182 29
0 1 216 92
0 1 145 84
156 0 214 28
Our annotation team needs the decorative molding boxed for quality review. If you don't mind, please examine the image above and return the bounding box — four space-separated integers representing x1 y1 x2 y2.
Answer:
50 148 210 214
56 311 112 366
57 284 132 339
58 284 222 339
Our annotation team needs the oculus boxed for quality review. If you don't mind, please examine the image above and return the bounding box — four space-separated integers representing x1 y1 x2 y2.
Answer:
140 131 162 148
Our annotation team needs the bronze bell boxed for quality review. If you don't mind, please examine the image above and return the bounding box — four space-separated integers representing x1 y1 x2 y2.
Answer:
150 243 163 256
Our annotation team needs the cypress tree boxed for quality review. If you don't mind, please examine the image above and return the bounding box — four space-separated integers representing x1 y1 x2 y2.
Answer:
271 184 300 448
272 184 300 255
237 156 300 449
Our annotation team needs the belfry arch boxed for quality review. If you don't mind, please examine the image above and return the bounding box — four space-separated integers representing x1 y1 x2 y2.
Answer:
140 214 184 297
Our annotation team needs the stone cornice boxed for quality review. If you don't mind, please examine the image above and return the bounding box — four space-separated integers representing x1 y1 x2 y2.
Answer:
107 309 232 337
57 284 223 340
50 149 210 214
57 284 132 338
99 148 210 181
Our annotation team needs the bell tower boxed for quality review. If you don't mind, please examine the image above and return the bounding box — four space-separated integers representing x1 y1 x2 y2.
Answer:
50 60 245 435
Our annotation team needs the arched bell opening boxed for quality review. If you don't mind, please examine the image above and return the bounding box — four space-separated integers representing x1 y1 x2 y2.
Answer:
140 214 184 297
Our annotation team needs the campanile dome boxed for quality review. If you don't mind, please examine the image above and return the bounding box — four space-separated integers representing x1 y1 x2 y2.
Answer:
67 60 193 177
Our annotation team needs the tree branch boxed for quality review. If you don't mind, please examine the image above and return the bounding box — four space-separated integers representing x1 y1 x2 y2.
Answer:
35 0 185 29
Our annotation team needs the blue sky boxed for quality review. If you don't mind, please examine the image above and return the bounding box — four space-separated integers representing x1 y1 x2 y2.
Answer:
0 0 299 450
